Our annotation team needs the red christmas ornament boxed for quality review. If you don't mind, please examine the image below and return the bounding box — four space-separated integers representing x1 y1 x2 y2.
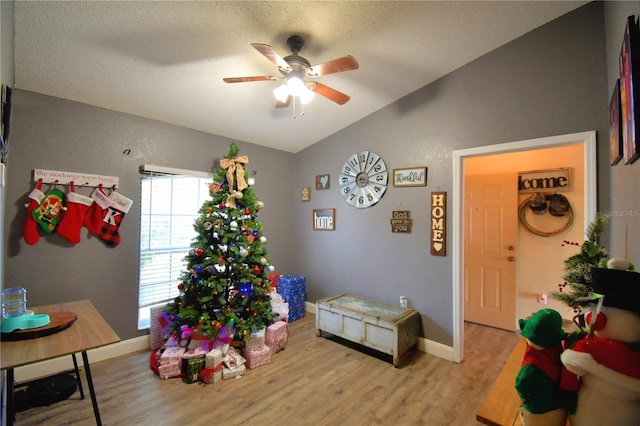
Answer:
195 247 205 256
219 203 226 209
218 257 224 265
253 266 261 274
245 208 251 215
178 282 183 290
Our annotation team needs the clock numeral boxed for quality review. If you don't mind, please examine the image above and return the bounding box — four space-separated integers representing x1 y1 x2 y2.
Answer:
367 193 374 202
358 195 364 205
348 193 356 201
343 187 351 195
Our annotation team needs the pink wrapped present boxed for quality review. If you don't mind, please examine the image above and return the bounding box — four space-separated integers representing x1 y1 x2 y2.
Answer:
188 333 213 352
160 346 185 364
201 364 223 384
182 346 208 359
265 321 288 355
222 364 246 380
158 359 181 379
242 344 272 370
246 328 266 352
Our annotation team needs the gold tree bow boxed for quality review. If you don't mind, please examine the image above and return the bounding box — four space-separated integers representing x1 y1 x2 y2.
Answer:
220 155 249 208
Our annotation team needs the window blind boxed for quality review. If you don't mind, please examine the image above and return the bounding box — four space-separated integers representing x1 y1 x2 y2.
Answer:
138 170 211 329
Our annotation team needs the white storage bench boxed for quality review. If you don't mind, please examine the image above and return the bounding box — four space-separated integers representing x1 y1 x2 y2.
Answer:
315 293 420 367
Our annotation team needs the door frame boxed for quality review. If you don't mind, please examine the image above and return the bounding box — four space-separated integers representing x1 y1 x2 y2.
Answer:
451 131 597 363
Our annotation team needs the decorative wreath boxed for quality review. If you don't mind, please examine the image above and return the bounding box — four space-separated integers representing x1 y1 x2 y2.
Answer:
518 193 573 237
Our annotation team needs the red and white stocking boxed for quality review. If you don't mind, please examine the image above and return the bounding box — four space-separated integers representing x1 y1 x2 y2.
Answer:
22 179 45 245
84 186 132 247
57 183 93 244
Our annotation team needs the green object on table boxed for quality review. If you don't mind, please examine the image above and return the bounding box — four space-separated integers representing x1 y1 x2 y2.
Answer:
1 313 51 333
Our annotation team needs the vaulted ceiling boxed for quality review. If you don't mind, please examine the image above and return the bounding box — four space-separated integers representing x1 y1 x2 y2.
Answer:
13 1 587 153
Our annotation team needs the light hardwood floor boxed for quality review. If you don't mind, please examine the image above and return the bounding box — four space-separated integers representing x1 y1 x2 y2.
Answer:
13 313 519 425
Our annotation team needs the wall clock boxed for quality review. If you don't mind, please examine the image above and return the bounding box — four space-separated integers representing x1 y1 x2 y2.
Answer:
339 151 389 208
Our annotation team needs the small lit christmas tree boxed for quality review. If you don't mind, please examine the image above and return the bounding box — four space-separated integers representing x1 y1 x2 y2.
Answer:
550 212 609 310
165 142 275 344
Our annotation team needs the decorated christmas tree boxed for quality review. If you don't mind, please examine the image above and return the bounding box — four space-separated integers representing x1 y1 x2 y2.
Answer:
165 143 275 344
550 212 609 310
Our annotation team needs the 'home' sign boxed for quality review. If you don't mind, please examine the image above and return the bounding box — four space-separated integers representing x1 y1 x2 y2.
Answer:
518 168 571 193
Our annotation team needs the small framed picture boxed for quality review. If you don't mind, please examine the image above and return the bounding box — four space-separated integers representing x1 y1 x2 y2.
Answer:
610 79 623 166
392 167 427 187
316 174 330 190
312 208 335 231
301 187 311 201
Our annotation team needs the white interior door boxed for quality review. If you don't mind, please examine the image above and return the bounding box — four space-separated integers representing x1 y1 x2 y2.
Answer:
464 173 518 331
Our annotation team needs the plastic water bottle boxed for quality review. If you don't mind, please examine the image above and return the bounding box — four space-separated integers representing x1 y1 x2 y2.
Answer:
1 287 27 318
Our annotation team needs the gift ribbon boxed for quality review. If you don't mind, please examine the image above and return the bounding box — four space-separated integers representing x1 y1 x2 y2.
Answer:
220 155 249 208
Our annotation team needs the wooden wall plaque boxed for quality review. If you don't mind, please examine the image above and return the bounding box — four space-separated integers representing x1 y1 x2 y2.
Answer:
431 192 446 256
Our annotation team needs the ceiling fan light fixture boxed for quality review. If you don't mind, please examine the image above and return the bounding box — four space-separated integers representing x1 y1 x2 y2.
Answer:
299 86 315 104
273 84 289 103
286 74 305 96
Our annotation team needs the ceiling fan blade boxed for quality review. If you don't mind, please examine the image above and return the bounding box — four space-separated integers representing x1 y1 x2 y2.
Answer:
223 76 277 83
306 55 359 77
276 95 292 108
307 81 351 105
251 43 291 71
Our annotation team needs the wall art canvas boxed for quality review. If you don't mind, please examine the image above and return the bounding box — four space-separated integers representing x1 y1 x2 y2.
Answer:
619 15 640 165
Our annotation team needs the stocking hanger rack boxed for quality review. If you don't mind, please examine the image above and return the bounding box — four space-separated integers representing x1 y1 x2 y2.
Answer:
33 169 119 189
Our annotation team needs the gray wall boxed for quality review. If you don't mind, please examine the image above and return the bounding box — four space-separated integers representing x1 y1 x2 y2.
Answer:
294 2 609 346
3 92 295 340
5 2 632 348
604 2 640 264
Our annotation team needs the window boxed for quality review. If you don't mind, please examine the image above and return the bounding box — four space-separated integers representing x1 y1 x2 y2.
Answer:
138 170 211 330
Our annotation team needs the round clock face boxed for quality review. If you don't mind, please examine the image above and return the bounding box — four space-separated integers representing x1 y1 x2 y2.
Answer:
339 151 389 208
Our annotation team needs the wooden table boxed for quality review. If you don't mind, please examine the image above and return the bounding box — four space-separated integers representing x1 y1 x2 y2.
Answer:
1 300 120 425
476 337 525 426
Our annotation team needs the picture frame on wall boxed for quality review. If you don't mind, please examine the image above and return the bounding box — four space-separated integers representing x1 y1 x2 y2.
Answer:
619 15 640 165
610 79 623 166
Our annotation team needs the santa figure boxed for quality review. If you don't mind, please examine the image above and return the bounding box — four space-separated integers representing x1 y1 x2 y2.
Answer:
560 263 640 426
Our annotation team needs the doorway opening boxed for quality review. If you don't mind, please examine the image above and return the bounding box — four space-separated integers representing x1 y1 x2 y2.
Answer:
451 131 597 362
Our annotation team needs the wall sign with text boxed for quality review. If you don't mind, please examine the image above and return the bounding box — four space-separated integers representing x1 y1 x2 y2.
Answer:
518 168 571 193
390 210 412 233
431 192 446 256
392 167 427 187
312 208 335 231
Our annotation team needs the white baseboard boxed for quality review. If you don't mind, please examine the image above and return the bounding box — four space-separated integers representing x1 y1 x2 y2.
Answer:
13 335 149 383
15 303 453 382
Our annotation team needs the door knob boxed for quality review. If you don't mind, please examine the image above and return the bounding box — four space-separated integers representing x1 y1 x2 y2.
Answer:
508 245 514 251
508 256 515 262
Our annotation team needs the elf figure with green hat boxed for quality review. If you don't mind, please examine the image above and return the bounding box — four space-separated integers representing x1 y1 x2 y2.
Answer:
515 308 575 426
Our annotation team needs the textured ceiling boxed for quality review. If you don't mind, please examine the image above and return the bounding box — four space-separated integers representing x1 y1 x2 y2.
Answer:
13 1 587 153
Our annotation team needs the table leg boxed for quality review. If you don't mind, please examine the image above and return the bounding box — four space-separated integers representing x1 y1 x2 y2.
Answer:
71 353 85 399
6 368 15 426
81 351 102 426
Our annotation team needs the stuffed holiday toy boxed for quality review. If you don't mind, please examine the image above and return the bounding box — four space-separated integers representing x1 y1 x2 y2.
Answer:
560 260 640 426
515 308 572 426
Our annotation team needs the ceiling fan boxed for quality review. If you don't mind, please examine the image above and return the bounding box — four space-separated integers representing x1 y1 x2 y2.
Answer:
223 35 359 108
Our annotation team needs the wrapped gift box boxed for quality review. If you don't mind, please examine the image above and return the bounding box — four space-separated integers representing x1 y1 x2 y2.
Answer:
149 305 172 350
222 364 246 380
201 365 223 384
158 359 181 380
160 346 185 363
267 273 281 290
182 357 205 384
242 344 272 370
277 275 306 322
265 321 288 355
182 346 208 359
205 348 223 369
222 347 246 369
246 328 266 352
